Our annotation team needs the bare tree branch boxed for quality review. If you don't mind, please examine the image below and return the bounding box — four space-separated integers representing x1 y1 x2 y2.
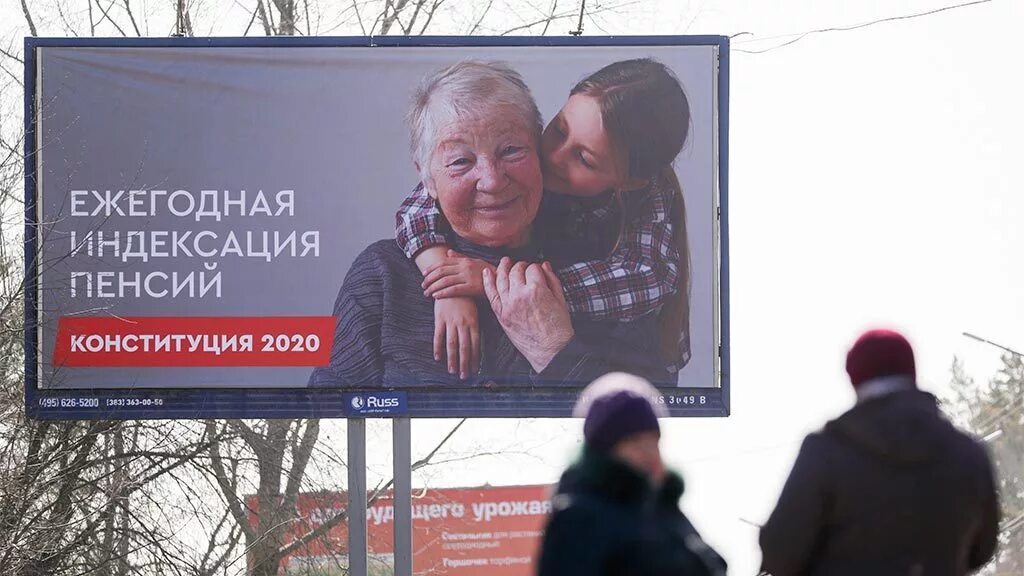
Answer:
468 0 495 35
266 0 278 32
277 418 466 558
20 0 38 36
174 0 185 36
499 0 640 35
379 0 413 35
271 0 296 34
228 419 268 455
94 0 130 36
401 0 423 34
243 3 260 35
585 9 611 35
417 0 445 35
541 0 559 35
205 421 257 543
253 0 273 35
198 507 242 576
88 0 97 35
351 0 367 35
499 7 578 35
123 0 143 36
413 418 465 470
0 62 22 88
53 1 81 37
280 420 319 524
0 45 23 65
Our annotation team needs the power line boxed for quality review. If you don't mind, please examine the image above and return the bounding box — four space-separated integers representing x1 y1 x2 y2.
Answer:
1002 512 1024 535
963 332 1024 358
733 0 994 55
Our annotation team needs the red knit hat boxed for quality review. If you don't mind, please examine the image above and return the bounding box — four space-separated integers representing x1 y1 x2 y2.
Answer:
845 329 916 388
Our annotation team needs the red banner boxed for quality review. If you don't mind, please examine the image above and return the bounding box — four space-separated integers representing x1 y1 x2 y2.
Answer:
53 316 335 367
248 485 553 575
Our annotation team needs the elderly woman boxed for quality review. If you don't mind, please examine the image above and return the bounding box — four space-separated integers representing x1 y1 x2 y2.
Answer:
310 61 669 388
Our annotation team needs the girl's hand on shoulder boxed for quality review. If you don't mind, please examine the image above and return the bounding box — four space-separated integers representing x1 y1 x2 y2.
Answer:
422 249 496 299
433 296 480 379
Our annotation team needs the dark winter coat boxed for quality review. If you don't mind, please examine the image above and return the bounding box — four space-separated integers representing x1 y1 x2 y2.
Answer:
537 450 726 576
760 390 1000 576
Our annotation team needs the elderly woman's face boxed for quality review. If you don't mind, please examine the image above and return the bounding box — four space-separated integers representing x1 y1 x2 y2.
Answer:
426 109 543 248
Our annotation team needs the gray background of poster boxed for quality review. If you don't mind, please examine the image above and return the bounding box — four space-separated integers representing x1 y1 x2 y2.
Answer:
36 45 718 389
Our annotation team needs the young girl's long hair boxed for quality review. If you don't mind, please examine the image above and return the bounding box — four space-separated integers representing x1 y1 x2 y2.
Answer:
571 58 692 369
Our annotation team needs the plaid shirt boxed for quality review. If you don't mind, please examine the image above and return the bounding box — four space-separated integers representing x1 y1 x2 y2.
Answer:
395 183 449 259
394 175 681 322
555 175 690 372
554 174 681 322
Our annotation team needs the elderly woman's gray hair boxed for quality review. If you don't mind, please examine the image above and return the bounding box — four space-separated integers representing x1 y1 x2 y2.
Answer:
407 60 543 182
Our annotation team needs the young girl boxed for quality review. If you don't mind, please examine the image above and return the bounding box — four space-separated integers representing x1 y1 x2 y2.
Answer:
396 58 691 380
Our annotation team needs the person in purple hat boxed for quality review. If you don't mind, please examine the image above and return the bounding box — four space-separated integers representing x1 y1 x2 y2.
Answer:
760 329 1001 576
536 372 725 576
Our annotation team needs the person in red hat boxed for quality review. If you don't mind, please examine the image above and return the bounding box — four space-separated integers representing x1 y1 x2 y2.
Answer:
759 329 1001 576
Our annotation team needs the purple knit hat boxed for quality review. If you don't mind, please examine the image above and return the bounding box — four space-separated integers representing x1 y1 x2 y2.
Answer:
575 373 667 452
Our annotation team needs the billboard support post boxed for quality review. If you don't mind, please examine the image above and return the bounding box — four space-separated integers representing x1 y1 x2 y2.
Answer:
347 419 367 576
393 418 413 575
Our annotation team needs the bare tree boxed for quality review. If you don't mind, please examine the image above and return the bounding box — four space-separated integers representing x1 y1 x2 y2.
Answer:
201 418 468 575
947 356 1024 573
0 0 643 573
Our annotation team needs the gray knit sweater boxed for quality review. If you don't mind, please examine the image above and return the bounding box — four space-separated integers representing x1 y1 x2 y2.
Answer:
308 236 672 389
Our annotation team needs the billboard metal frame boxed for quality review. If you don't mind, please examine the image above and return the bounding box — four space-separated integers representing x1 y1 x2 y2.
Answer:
23 35 730 420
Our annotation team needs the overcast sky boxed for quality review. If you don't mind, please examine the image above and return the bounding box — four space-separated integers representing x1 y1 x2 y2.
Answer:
2 0 1022 574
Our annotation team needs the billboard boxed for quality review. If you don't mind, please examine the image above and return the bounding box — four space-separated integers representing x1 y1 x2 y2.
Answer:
247 484 551 575
25 36 730 419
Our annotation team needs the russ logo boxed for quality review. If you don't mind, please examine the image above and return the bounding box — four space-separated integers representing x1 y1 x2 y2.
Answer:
348 393 404 414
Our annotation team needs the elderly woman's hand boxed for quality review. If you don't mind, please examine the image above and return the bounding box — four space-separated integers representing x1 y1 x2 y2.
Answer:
483 257 575 373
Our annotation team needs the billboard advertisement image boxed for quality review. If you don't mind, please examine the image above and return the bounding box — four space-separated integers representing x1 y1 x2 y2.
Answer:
25 36 729 418
248 485 551 575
